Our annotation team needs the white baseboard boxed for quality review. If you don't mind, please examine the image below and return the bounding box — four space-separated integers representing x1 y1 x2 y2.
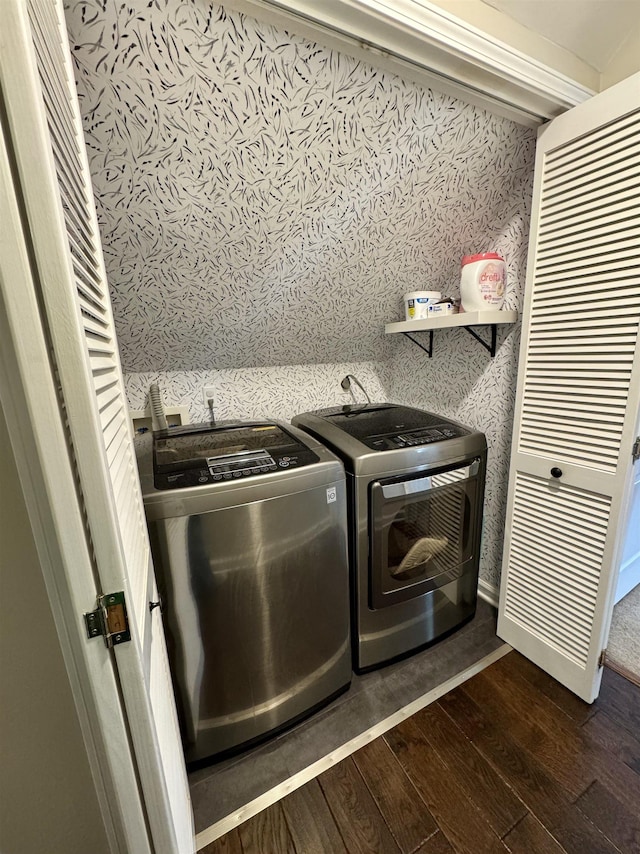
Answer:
478 578 500 608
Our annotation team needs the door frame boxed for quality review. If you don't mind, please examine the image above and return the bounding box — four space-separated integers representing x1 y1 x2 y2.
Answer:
615 407 640 603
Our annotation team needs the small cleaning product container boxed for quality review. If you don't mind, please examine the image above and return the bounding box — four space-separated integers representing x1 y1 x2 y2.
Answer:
460 253 505 311
404 291 441 320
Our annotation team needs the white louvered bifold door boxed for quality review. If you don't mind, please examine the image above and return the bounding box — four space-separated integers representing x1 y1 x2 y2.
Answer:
498 72 640 702
0 0 194 849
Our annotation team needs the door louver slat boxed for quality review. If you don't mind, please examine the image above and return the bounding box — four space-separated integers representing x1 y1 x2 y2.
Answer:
533 275 639 296
525 402 625 422
535 249 639 275
525 382 628 398
518 129 639 472
542 158 639 203
514 528 604 569
27 0 148 629
545 111 639 165
72 259 104 299
93 370 118 394
84 317 112 343
539 196 638 234
534 259 639 284
65 209 100 260
538 217 638 249
57 164 96 232
541 176 640 218
521 411 622 436
530 309 637 326
50 135 87 207
529 331 637 345
543 139 638 191
528 341 635 355
526 368 631 382
513 499 608 540
518 441 617 468
504 473 610 667
532 286 639 307
536 233 639 265
539 186 639 228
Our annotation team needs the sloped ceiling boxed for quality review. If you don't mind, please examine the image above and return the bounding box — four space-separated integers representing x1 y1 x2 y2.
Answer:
482 0 640 71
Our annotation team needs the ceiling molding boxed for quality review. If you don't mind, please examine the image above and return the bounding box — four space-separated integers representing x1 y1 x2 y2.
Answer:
226 0 596 125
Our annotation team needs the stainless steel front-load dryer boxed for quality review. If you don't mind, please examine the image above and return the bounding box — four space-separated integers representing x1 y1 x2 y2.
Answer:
136 420 351 763
292 404 487 671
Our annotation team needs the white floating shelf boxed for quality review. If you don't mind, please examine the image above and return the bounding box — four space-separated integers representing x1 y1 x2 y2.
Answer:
385 310 518 357
385 309 518 334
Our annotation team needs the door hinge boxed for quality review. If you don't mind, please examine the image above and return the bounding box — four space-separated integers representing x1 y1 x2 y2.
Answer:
598 649 607 668
84 591 131 647
633 436 640 462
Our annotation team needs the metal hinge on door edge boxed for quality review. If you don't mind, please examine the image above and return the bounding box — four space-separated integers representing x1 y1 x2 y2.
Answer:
598 649 607 668
633 436 640 463
84 591 131 647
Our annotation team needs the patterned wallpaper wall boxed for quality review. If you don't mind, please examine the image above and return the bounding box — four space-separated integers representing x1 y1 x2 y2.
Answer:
380 326 524 590
64 0 536 586
124 362 388 424
64 0 534 372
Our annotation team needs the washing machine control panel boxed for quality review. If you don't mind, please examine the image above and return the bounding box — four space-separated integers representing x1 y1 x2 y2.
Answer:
153 422 319 490
207 450 278 480
368 426 463 451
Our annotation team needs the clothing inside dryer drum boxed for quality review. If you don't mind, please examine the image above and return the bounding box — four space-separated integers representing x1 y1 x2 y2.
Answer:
384 483 472 586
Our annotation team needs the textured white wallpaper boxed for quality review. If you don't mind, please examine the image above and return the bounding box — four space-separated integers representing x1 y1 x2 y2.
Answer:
64 0 536 586
64 0 534 372
124 362 388 423
380 325 523 588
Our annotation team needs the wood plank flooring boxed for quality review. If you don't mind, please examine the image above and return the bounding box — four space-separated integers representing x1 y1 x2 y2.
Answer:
201 652 640 854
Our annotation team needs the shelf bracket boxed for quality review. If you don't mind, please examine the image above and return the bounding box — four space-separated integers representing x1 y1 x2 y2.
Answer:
403 330 433 358
463 324 497 357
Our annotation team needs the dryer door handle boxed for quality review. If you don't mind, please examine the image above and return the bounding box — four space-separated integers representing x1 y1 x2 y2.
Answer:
380 458 480 500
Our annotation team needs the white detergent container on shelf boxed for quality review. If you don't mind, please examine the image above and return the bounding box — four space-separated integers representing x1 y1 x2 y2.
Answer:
404 291 441 320
460 253 506 311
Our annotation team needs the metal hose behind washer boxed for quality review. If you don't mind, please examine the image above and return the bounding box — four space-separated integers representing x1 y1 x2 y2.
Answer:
149 383 168 431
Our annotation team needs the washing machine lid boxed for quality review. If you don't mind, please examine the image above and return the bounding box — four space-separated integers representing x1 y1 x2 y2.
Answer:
152 421 320 490
307 404 467 451
155 422 294 468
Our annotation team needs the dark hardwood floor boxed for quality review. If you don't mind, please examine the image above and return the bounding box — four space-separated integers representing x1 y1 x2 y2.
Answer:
201 652 640 854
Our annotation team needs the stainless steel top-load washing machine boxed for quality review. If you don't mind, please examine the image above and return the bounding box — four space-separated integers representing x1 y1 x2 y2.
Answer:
292 404 487 671
136 420 351 763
